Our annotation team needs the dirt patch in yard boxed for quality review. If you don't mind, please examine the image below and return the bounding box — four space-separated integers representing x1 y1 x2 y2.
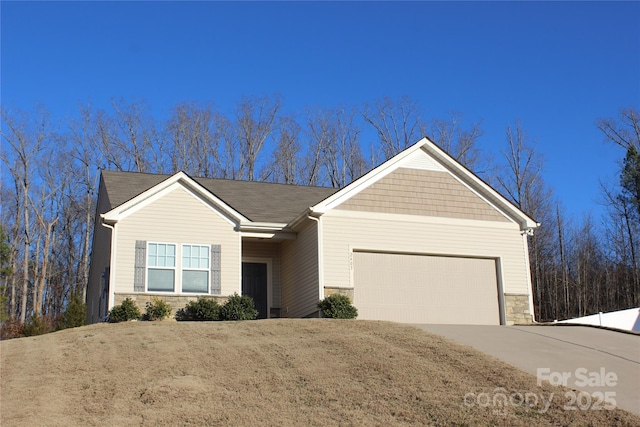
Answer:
1 319 638 426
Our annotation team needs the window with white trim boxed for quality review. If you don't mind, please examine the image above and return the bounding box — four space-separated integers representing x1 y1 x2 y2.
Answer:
147 243 176 292
182 244 210 293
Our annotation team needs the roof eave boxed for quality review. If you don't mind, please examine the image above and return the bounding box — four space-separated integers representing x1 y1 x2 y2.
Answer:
238 222 289 232
101 171 249 225
423 142 539 231
310 139 427 213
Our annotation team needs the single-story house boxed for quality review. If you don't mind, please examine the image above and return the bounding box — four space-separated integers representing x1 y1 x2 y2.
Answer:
86 138 538 325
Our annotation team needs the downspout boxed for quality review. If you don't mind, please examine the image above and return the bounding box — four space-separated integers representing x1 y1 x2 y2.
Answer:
101 219 117 316
522 226 537 323
307 213 325 305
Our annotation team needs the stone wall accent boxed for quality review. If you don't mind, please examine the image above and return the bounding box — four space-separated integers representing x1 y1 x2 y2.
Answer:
504 294 533 325
114 293 228 316
323 286 354 301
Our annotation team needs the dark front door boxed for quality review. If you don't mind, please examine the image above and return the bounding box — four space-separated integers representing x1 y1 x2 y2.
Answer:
242 262 268 319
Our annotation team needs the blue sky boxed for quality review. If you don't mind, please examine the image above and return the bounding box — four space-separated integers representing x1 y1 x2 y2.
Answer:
2 1 639 221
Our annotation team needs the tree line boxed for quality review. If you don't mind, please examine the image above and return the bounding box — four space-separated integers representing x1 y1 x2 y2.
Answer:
0 95 638 333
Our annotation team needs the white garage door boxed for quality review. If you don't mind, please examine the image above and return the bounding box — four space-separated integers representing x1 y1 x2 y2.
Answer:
353 252 501 324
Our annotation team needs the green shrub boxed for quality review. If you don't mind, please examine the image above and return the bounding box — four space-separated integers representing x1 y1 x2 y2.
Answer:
318 294 358 319
57 293 86 330
144 297 173 321
23 314 50 336
219 293 258 321
176 297 221 321
108 297 141 323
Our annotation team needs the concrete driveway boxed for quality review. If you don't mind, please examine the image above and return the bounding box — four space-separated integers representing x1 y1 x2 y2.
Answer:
414 324 640 416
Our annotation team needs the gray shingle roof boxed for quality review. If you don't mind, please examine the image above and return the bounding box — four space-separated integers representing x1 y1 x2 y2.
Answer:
101 171 339 224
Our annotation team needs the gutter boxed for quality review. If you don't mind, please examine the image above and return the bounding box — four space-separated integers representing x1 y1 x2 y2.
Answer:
306 212 325 302
520 228 537 324
520 222 541 236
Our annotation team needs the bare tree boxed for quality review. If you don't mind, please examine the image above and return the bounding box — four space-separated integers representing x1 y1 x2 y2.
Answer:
111 98 158 173
597 107 640 310
494 121 560 321
570 214 606 317
268 116 301 184
0 225 12 322
214 112 239 180
1 182 21 321
0 107 51 323
330 107 366 187
29 148 63 317
600 179 640 310
166 102 219 177
32 214 57 317
301 108 331 186
554 204 571 319
494 122 549 217
363 96 425 160
429 112 485 172
236 95 281 181
597 107 640 151
68 103 101 301
94 109 123 171
302 106 365 188
92 99 161 173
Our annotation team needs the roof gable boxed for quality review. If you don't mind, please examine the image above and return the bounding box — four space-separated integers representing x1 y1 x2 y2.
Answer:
100 170 338 225
101 172 248 225
312 138 538 231
335 168 511 222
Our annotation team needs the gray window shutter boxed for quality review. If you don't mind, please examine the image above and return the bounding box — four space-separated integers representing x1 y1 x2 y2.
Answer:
210 244 221 295
134 240 147 292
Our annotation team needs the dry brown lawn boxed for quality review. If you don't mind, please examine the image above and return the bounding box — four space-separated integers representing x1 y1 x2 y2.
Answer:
1 319 638 426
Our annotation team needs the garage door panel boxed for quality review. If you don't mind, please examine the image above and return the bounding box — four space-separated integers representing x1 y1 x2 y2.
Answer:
353 252 500 324
359 306 499 324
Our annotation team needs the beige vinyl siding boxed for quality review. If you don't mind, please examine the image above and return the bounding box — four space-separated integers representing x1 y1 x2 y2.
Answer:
321 210 531 295
336 168 509 222
280 220 319 318
86 178 114 323
242 241 282 308
114 185 240 297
